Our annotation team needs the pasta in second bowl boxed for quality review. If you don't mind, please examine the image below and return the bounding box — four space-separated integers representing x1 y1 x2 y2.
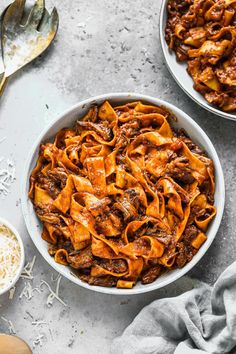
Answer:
22 93 225 295
160 0 236 121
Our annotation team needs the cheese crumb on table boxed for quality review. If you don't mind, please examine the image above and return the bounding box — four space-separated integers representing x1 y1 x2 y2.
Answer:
0 158 15 196
33 334 45 348
20 256 36 280
1 316 16 334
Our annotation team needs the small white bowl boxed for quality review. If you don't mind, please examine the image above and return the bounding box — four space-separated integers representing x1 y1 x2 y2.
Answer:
159 0 236 121
21 93 225 295
0 217 25 296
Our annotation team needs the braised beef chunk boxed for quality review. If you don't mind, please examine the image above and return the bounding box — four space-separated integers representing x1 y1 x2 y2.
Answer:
109 213 123 231
119 120 140 138
36 167 69 199
155 234 172 246
175 240 197 268
146 226 172 246
35 208 61 225
141 265 161 284
205 92 228 109
57 237 74 254
182 225 198 244
180 225 199 264
113 198 138 221
47 167 68 189
175 242 187 268
200 180 214 204
124 189 140 210
88 197 111 217
76 121 112 141
98 259 127 273
68 247 93 269
176 129 205 156
79 274 117 287
116 132 129 150
187 205 201 225
166 157 195 184
37 172 61 199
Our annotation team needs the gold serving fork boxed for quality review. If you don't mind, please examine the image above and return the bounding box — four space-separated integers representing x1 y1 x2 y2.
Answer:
0 0 59 96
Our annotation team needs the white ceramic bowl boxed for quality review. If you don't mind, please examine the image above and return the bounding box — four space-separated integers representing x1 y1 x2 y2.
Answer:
159 0 236 121
0 217 25 296
21 93 225 295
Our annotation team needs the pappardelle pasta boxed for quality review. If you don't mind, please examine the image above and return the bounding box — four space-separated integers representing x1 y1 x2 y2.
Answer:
165 0 236 112
29 101 216 288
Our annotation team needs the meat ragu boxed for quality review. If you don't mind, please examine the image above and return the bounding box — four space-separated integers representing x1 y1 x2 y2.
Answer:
165 0 236 112
29 100 216 289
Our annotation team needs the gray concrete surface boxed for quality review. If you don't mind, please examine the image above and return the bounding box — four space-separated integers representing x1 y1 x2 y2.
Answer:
0 0 235 353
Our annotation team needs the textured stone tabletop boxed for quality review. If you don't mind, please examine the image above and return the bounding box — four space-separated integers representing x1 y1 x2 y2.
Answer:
0 0 235 353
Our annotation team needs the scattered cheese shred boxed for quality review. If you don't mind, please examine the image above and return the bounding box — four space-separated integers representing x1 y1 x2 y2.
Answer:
1 316 16 334
51 273 60 282
0 158 15 196
19 282 41 301
0 224 21 290
9 286 16 300
33 334 45 348
19 272 66 307
40 276 67 307
32 320 47 327
0 137 6 144
21 255 36 280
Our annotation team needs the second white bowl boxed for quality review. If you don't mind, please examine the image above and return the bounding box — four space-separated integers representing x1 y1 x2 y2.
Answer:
159 0 236 121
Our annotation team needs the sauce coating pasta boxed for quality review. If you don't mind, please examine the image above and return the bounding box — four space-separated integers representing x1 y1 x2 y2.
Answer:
29 101 216 288
165 0 236 112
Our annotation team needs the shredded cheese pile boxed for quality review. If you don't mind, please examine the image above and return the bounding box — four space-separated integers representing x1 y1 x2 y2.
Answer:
0 224 21 291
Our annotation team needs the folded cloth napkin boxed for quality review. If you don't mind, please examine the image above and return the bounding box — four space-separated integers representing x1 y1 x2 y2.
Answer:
111 261 236 354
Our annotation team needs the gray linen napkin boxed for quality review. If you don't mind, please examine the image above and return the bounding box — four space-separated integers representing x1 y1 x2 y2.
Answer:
111 261 236 354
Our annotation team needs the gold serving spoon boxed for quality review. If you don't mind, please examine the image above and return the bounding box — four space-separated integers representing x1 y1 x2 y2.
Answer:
0 0 59 96
0 334 32 354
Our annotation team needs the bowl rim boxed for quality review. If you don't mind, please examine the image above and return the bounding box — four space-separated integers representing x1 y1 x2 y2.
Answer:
0 217 25 296
159 0 236 122
21 92 225 295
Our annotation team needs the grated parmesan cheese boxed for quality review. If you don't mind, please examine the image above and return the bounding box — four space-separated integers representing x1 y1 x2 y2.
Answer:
40 276 67 307
21 255 36 280
19 282 41 300
1 316 16 334
51 273 60 282
33 334 45 348
0 224 21 291
32 320 47 327
0 137 6 144
9 286 16 300
19 269 67 308
0 158 15 196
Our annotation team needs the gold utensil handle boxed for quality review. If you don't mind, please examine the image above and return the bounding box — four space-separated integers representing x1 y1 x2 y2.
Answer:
0 75 8 97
